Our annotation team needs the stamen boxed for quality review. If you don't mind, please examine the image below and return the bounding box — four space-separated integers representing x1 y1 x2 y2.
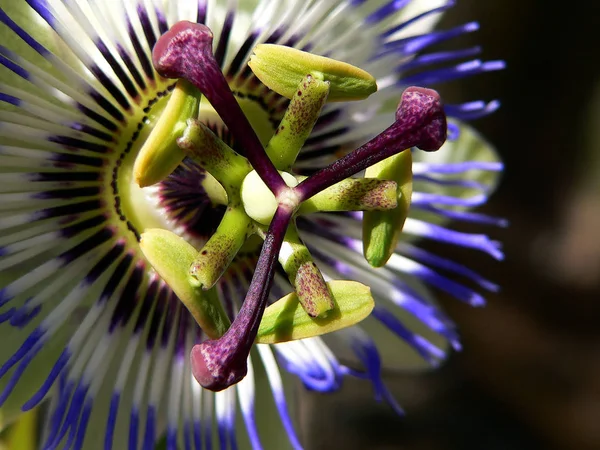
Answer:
363 150 413 267
256 280 375 343
249 44 377 102
139 229 231 339
190 207 292 391
277 225 334 318
152 21 286 194
133 80 201 188
265 73 330 170
297 178 398 214
176 119 253 192
188 206 252 290
295 86 446 202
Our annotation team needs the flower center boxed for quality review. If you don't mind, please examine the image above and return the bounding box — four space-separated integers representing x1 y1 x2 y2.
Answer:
138 21 446 393
241 170 299 225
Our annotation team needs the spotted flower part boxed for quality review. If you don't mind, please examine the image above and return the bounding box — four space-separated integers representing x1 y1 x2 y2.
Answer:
0 1 504 449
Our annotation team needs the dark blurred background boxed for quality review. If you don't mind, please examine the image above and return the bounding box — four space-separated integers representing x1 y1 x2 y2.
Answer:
299 2 600 449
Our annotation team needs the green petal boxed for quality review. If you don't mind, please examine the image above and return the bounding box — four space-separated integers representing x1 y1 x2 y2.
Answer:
0 1 70 87
0 317 76 433
256 280 374 344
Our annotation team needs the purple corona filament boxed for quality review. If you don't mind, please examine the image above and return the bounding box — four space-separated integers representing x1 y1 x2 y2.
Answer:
152 21 448 391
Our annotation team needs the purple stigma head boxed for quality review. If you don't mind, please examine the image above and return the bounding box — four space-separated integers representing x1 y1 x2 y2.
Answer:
152 21 214 80
396 86 447 152
190 341 248 392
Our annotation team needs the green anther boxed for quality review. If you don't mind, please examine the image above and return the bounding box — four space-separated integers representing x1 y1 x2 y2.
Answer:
363 150 413 267
256 280 374 344
134 79 201 187
266 74 330 170
249 44 377 102
189 207 253 290
279 226 334 317
298 178 398 215
140 228 230 339
177 119 253 193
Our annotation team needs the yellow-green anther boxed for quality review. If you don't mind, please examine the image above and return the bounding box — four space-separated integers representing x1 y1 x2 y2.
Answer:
140 228 230 339
256 280 374 344
298 178 398 215
177 119 253 193
134 80 201 187
201 170 229 206
363 150 413 267
0 408 37 450
249 44 377 102
279 226 334 317
266 74 330 170
189 207 253 290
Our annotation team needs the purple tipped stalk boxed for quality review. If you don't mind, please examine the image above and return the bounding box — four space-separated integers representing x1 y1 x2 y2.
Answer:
152 21 287 194
296 86 446 202
190 207 292 391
